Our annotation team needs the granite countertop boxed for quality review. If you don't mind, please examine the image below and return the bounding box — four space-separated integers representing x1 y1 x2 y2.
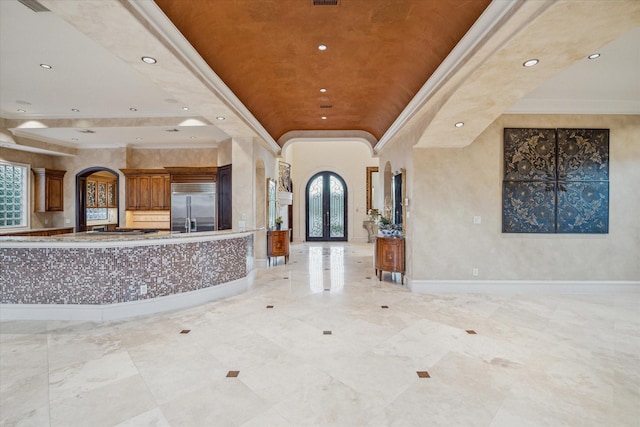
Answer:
0 228 261 247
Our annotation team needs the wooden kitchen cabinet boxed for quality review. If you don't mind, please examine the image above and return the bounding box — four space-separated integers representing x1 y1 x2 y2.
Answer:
121 169 170 210
267 229 290 266
150 175 171 209
86 176 117 208
32 168 66 212
374 236 405 284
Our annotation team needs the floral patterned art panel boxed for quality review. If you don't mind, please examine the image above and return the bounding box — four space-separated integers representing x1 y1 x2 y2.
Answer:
556 181 609 233
557 128 609 181
504 128 556 181
503 181 556 233
502 128 609 234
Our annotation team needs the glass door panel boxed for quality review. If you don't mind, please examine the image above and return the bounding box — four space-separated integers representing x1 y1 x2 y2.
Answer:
329 176 345 238
306 172 347 241
308 175 324 238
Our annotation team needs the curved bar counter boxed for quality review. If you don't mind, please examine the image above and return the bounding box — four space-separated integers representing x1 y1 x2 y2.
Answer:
0 230 255 321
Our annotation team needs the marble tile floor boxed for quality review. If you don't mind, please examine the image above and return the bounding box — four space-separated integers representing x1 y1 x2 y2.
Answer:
1 242 639 426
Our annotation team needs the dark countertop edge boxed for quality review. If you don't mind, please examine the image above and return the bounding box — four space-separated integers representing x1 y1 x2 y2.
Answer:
0 226 75 236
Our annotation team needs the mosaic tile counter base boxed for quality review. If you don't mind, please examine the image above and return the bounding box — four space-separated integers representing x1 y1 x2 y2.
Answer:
1 235 252 305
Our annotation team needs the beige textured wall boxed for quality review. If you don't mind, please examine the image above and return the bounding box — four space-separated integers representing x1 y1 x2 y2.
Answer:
218 139 232 166
285 140 378 242
126 147 218 168
376 122 420 279
412 114 640 282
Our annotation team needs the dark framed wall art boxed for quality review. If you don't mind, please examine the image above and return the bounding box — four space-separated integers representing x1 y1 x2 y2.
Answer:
502 128 609 234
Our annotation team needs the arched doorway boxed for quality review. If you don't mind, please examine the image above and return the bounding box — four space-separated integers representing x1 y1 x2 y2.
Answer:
76 167 119 232
305 171 347 241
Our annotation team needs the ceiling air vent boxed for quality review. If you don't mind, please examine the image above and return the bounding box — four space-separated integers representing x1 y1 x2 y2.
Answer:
313 0 338 5
17 0 50 12
165 128 180 132
320 104 333 108
78 129 95 134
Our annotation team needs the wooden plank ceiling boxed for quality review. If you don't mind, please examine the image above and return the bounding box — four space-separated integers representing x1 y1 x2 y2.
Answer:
155 0 491 145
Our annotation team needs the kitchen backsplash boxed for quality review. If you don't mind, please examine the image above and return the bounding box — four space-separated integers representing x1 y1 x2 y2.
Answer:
125 210 170 229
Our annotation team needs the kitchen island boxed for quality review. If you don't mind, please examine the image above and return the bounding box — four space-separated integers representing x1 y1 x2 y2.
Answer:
0 229 255 321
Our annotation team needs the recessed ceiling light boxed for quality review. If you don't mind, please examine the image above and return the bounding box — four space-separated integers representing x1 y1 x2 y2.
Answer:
190 136 196 139
17 109 26 113
182 107 189 111
141 56 157 64
321 116 327 120
523 59 539 67
135 137 143 140
216 116 226 121
455 122 464 128
320 88 327 93
71 108 80 112
318 44 327 51
588 53 601 60
40 63 52 69
129 107 137 111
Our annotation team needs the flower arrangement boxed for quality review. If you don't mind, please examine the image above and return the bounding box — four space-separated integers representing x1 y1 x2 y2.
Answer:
377 215 402 236
275 216 283 229
367 208 380 222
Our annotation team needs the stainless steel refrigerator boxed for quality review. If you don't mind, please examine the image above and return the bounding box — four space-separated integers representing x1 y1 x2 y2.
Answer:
171 182 216 233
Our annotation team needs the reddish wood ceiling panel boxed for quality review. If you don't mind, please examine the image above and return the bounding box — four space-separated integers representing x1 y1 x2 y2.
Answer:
155 0 490 144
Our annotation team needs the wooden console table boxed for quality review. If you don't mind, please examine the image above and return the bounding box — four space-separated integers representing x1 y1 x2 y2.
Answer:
267 229 290 266
374 236 405 284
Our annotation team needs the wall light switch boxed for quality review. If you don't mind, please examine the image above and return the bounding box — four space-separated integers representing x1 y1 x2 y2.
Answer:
238 220 246 228
140 284 148 295
44 219 49 225
472 268 479 277
473 216 481 224
65 218 71 224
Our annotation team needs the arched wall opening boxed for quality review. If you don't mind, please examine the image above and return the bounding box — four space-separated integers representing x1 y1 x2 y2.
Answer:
75 167 119 232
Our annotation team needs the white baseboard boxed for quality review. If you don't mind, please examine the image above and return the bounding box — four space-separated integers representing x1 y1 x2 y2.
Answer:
0 271 256 322
409 279 640 294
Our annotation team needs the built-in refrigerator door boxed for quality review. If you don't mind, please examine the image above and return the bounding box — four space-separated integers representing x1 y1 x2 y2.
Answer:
190 192 216 232
171 192 189 233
